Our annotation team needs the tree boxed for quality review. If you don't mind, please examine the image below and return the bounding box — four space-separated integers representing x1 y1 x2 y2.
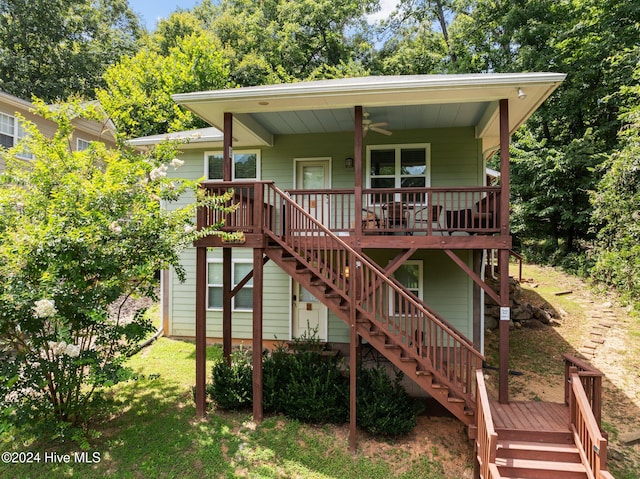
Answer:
196 0 377 85
591 52 640 305
0 100 234 433
0 0 143 101
509 127 605 257
373 0 460 74
97 27 229 138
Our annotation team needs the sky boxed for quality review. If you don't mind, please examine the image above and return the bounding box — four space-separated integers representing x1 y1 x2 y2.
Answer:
128 0 397 31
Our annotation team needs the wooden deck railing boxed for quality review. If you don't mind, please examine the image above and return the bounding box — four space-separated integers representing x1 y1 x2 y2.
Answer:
568 368 610 479
198 181 274 234
286 186 502 235
475 370 500 479
199 181 502 237
563 354 603 427
264 182 484 408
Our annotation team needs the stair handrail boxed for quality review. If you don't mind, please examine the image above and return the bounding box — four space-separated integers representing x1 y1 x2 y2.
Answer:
264 183 484 405
568 368 610 479
563 354 603 427
475 370 500 479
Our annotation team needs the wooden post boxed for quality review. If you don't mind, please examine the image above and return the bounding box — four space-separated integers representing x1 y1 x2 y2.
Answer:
349 252 358 453
498 98 510 404
223 247 232 364
354 106 363 237
195 246 208 417
223 112 233 182
252 248 264 423
223 112 233 364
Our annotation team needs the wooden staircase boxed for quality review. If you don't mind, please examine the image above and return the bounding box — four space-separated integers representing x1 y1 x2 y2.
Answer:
476 370 614 479
495 434 588 478
262 183 484 425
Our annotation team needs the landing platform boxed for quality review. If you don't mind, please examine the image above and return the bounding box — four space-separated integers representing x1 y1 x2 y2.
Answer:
490 400 570 434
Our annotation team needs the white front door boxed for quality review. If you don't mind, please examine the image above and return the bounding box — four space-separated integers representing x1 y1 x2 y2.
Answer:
293 282 328 341
295 158 331 228
292 158 330 341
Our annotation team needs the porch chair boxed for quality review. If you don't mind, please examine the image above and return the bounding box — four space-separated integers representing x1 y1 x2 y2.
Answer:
383 201 409 234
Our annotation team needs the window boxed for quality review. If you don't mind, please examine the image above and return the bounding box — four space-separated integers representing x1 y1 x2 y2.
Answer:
390 260 423 314
77 138 92 151
207 260 253 311
0 112 31 158
367 144 430 202
205 150 260 180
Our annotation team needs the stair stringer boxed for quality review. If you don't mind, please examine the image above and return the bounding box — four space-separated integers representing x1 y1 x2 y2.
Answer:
265 243 478 426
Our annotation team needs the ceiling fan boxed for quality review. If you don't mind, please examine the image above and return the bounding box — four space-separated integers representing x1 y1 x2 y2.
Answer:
362 112 392 136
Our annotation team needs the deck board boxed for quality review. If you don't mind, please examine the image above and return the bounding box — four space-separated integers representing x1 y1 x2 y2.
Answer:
490 400 570 432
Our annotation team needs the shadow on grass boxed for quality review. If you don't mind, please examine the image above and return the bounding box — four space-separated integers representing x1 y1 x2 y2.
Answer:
484 285 640 479
239 416 447 479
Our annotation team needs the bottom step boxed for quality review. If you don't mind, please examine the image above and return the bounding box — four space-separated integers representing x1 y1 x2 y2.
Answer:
496 457 587 479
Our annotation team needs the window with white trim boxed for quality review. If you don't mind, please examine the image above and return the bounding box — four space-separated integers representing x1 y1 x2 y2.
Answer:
77 138 92 151
207 260 253 311
205 150 260 180
391 260 423 313
367 144 430 202
0 112 32 158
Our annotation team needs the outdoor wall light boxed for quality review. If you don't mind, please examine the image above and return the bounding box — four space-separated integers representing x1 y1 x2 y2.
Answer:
345 157 354 168
517 87 527 100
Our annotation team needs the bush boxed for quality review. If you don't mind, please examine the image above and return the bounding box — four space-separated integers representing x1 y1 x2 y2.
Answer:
356 367 417 437
209 346 418 436
208 349 253 410
0 100 234 437
272 351 348 424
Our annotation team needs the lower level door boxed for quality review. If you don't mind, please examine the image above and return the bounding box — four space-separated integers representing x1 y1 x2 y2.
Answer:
292 281 328 341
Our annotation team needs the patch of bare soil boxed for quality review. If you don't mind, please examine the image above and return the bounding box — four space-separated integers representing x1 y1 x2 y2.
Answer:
321 411 473 478
357 414 473 478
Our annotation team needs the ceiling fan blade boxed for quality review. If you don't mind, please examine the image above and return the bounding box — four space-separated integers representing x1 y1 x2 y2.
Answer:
371 126 392 136
369 121 388 129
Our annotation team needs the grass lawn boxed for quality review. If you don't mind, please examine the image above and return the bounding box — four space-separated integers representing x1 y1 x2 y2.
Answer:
0 337 454 479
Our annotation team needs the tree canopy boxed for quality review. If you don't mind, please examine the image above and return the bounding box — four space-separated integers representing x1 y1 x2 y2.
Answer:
0 0 143 101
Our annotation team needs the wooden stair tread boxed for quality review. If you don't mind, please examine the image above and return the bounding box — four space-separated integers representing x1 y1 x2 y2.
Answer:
495 457 586 472
497 440 579 454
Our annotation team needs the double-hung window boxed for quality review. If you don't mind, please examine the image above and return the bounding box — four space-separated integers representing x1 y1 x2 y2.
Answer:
367 144 430 202
0 112 31 158
77 138 92 151
205 150 260 180
390 260 423 314
207 260 253 311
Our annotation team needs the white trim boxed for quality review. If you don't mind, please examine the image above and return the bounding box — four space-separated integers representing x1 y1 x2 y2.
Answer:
206 258 254 312
174 73 567 104
389 260 424 315
77 137 91 151
293 157 332 189
366 144 431 201
204 148 261 181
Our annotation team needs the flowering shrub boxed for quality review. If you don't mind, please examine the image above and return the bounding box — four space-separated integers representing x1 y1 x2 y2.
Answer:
0 100 236 433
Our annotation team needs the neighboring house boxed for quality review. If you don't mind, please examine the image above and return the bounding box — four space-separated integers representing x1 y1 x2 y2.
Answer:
0 90 117 170
132 74 614 477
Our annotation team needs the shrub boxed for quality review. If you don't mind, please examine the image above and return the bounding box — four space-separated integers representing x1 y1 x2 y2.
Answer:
356 367 417 437
0 100 234 437
209 349 253 410
263 348 348 424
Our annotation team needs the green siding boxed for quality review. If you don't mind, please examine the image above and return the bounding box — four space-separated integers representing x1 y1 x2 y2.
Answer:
360 250 473 341
163 127 481 341
168 248 290 340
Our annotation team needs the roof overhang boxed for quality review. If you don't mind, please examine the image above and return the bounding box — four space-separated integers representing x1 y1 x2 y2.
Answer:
127 127 224 150
172 73 565 156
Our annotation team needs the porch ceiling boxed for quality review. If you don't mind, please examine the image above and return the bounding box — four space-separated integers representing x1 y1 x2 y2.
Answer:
173 73 566 156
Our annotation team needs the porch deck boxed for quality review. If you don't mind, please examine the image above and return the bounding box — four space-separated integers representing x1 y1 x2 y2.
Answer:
489 400 570 438
196 181 511 250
